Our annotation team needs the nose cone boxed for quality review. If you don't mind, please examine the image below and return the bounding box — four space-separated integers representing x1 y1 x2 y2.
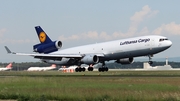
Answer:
164 40 172 49
168 40 172 47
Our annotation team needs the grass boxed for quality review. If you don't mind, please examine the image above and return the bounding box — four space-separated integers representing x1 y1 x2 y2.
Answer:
0 71 180 100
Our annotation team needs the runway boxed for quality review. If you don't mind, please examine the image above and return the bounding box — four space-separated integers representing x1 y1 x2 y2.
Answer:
1 70 180 78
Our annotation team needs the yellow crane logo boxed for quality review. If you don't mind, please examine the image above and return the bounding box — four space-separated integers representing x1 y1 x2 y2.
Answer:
39 32 46 43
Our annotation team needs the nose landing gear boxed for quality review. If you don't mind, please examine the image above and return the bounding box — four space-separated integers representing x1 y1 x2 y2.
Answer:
148 55 153 65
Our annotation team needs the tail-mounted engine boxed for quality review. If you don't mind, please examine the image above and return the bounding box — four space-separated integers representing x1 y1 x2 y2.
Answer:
33 41 62 53
116 57 134 64
81 55 99 65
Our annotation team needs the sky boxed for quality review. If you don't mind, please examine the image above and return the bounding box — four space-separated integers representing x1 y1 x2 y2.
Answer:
0 0 180 63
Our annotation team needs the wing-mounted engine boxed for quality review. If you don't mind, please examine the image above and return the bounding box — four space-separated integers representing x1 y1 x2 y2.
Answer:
33 41 62 54
116 57 134 64
81 55 99 65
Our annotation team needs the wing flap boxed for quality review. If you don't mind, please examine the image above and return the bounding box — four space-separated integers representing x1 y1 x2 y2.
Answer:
16 53 83 58
5 46 105 60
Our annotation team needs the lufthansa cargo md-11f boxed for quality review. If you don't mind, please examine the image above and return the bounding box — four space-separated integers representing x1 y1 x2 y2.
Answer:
5 26 172 72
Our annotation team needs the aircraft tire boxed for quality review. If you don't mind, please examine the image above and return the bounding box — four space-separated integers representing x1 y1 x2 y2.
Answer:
98 68 101 72
148 61 153 64
75 68 79 72
102 68 105 72
88 67 93 71
79 68 82 72
75 67 82 72
88 67 90 71
98 68 105 72
82 67 86 72
105 67 108 72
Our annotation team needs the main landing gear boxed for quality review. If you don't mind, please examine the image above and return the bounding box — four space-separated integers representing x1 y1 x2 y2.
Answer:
98 62 109 72
75 66 85 72
75 65 94 72
87 66 94 71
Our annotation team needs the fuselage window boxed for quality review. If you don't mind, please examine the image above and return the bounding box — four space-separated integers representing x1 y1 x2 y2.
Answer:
159 39 164 42
159 38 168 42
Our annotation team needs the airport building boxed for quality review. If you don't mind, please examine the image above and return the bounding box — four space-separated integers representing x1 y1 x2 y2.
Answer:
138 58 180 70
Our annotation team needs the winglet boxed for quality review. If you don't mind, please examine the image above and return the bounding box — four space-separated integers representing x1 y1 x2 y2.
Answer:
4 46 16 54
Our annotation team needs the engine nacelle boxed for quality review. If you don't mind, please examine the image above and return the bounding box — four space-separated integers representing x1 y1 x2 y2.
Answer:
33 41 62 53
81 55 99 65
116 58 134 64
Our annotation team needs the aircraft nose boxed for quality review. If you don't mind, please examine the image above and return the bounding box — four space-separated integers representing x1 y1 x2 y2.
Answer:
168 40 172 47
166 40 172 47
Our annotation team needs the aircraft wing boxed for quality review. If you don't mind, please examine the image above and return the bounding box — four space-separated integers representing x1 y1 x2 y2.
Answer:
4 46 104 60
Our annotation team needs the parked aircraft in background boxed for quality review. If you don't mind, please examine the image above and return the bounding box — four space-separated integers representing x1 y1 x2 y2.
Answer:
0 63 13 71
5 26 172 72
27 64 56 71
59 66 77 72
59 65 92 72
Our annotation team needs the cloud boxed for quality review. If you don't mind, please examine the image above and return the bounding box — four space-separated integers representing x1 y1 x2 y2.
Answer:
0 28 7 38
59 31 110 41
130 5 150 25
0 28 37 44
130 5 158 26
119 5 158 37
58 35 80 41
15 39 36 44
82 31 99 39
58 31 98 41
112 31 132 38
139 27 149 35
153 22 180 35
99 32 112 40
0 39 36 44
129 5 158 34
58 5 160 42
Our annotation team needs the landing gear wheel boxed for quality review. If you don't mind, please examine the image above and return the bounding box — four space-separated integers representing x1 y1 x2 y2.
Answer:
82 67 86 72
148 61 153 64
75 68 79 72
98 68 104 72
105 67 109 71
98 67 109 72
98 62 109 72
88 67 93 71
75 67 85 72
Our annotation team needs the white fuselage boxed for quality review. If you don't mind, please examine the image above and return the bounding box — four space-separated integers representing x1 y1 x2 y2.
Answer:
0 68 11 71
0 63 12 71
43 35 172 65
27 67 55 71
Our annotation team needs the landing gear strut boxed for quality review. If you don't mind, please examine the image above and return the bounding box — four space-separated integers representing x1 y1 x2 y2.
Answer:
87 64 94 71
98 62 109 72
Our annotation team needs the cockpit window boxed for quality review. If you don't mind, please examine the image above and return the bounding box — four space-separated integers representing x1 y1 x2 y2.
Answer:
159 38 168 42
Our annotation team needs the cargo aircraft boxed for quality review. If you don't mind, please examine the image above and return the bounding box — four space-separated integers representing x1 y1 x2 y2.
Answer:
0 63 13 71
27 64 56 71
5 26 172 72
